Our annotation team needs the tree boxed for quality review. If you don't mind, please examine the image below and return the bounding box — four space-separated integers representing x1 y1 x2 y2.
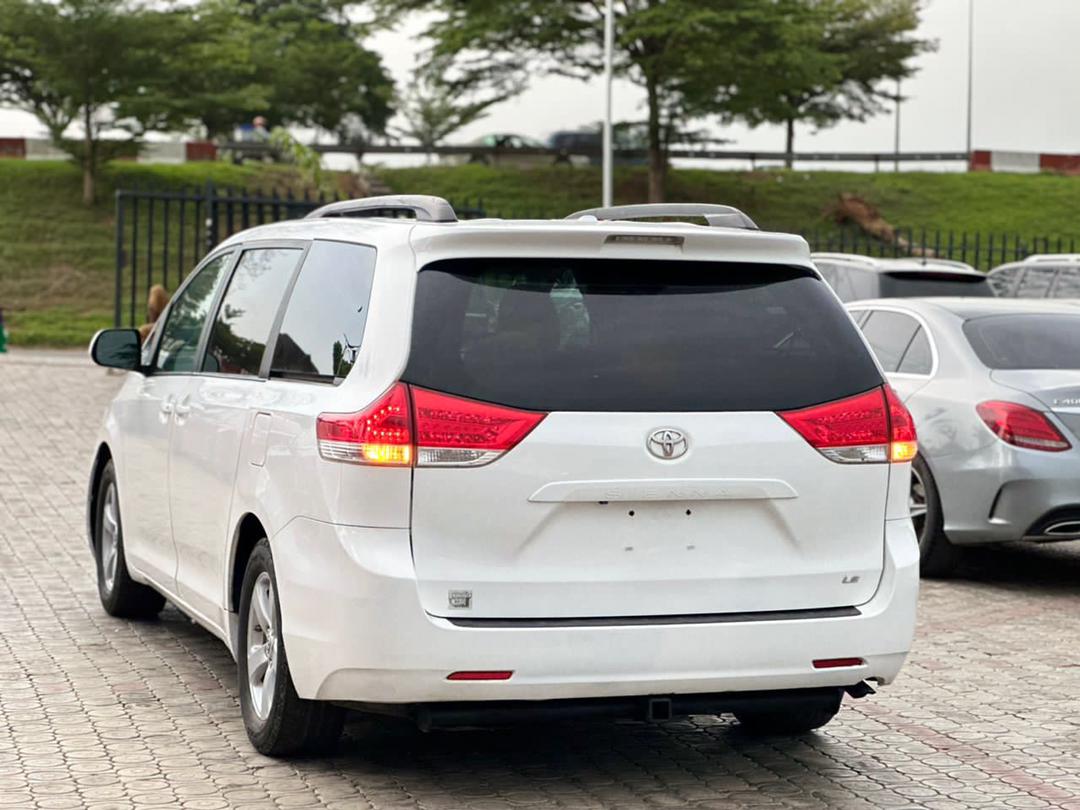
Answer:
0 0 174 204
724 0 932 167
241 0 394 140
373 0 793 202
393 73 507 154
135 2 271 141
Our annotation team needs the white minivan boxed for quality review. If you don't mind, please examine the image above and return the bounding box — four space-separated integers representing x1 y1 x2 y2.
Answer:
88 197 919 756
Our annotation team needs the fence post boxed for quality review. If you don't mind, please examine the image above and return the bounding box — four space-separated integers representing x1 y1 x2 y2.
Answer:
114 192 125 328
205 180 218 255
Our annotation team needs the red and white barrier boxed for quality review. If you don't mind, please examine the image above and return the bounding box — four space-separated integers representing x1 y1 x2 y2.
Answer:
0 137 218 163
970 150 1080 175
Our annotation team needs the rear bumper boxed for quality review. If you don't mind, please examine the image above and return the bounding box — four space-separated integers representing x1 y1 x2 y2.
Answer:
932 445 1080 544
272 516 918 703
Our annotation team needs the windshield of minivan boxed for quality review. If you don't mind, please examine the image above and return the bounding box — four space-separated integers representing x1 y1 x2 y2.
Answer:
964 314 1080 370
404 258 882 412
881 271 993 298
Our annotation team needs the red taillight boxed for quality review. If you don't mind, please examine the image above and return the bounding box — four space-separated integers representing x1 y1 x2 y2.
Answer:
976 400 1071 452
779 386 917 464
812 657 865 669
412 387 546 467
885 385 918 463
446 670 513 681
317 383 546 467
317 383 413 466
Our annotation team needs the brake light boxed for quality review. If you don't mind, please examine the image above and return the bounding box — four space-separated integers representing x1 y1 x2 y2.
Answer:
779 386 917 464
317 383 413 465
413 387 546 467
976 400 1071 452
317 384 546 467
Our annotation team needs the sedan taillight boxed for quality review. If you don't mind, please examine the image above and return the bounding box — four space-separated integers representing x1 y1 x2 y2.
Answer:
317 383 546 467
976 400 1071 452
779 386 917 464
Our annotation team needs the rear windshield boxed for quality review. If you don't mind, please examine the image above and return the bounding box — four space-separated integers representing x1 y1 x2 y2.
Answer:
964 314 1080 370
881 271 993 298
404 258 882 412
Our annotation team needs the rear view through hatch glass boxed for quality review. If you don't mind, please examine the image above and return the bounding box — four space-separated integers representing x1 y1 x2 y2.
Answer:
404 258 881 412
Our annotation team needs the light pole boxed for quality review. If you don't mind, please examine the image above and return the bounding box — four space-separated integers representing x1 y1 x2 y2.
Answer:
602 0 614 207
894 78 902 172
966 0 975 159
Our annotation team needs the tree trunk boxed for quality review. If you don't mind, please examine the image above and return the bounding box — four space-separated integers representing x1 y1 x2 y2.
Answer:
82 105 95 205
784 118 795 170
645 82 666 203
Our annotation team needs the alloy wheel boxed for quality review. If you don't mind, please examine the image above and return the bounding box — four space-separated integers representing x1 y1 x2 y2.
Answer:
246 571 279 721
100 483 120 593
909 465 928 543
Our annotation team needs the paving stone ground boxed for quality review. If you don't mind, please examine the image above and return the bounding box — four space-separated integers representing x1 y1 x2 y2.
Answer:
2 349 1080 810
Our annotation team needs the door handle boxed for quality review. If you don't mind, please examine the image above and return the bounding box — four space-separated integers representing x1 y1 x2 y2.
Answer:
174 396 192 418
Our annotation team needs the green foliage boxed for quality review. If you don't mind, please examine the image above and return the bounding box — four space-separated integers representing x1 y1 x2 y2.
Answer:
724 0 933 157
0 0 177 203
268 127 325 186
394 74 505 151
374 0 929 200
181 0 395 141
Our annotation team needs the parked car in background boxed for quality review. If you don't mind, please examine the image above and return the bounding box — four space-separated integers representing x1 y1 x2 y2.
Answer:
847 297 1080 576
449 133 550 168
987 254 1080 298
549 125 649 166
86 196 919 756
813 253 993 302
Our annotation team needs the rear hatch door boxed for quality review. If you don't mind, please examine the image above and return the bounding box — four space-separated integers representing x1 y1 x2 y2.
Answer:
405 258 890 620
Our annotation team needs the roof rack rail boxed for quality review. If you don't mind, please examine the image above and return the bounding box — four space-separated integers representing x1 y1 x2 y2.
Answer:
305 195 458 223
565 203 758 230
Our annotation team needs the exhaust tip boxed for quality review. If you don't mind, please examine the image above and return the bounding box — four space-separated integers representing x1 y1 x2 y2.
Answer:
1043 520 1080 537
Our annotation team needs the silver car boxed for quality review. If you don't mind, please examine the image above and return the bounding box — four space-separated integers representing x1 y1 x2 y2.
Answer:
847 297 1080 576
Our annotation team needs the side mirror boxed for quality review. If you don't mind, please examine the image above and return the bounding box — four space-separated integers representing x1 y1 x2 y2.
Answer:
89 328 142 370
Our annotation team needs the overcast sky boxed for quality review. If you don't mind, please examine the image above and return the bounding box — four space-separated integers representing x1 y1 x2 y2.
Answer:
2 0 1078 155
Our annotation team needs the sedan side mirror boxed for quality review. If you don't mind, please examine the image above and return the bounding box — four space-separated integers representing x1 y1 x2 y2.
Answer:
89 328 142 370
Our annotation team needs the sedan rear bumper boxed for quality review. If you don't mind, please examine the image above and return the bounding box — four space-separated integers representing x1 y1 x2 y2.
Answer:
271 517 918 704
933 444 1080 545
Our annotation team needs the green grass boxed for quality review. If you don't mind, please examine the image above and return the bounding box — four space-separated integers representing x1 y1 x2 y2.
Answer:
376 164 1080 237
0 160 316 348
4 160 1080 347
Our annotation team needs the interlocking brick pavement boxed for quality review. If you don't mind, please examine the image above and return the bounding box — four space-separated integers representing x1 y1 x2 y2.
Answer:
2 349 1080 809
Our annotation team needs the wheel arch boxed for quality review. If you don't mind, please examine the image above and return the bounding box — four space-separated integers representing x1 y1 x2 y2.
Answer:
86 443 113 552
229 513 269 614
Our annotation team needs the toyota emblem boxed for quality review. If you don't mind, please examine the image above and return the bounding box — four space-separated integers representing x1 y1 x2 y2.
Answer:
647 428 688 460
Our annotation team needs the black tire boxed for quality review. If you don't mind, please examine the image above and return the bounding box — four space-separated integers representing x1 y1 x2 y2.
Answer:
911 455 961 578
734 690 843 735
93 460 166 619
237 539 345 757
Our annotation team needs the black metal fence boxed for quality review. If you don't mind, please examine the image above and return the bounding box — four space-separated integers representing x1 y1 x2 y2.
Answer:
114 184 1080 328
113 183 487 328
801 227 1080 274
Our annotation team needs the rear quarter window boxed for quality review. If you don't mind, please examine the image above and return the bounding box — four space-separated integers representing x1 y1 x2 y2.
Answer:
404 258 883 412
